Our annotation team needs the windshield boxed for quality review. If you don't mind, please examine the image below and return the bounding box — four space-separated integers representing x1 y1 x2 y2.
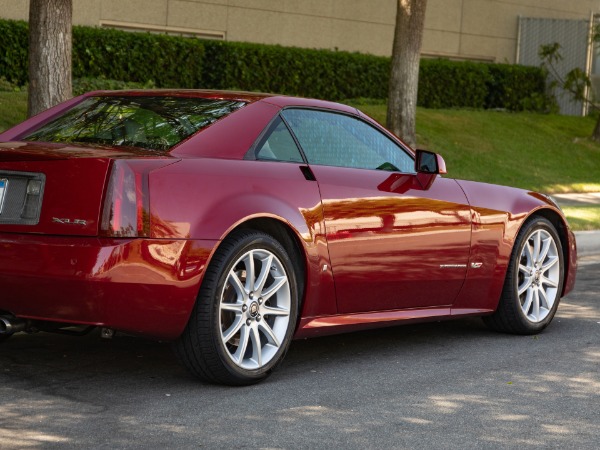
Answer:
22 96 246 152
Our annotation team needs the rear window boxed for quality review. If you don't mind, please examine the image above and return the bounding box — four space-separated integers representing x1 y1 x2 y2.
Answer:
22 96 246 152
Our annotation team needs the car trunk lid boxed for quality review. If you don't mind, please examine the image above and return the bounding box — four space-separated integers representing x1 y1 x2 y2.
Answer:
0 141 172 236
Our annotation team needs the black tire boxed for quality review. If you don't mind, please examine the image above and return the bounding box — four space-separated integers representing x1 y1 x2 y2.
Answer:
174 229 299 385
483 217 564 334
0 312 13 342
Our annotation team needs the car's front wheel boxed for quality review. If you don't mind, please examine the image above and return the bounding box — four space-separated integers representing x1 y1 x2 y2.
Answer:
175 229 299 385
483 217 564 334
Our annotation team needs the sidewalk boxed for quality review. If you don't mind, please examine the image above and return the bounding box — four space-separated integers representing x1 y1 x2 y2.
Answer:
553 192 600 207
554 193 600 258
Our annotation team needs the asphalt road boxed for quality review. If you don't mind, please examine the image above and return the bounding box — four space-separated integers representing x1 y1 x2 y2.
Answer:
1 260 599 449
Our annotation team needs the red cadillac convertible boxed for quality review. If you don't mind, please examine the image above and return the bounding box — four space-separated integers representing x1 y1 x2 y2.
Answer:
0 90 577 385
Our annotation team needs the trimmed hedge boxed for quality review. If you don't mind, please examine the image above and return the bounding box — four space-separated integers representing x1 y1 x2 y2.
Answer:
486 63 552 111
72 26 204 88
418 59 489 108
0 18 552 111
202 40 390 100
0 20 28 86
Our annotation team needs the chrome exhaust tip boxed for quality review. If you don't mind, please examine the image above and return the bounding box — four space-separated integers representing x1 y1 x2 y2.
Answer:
0 316 28 335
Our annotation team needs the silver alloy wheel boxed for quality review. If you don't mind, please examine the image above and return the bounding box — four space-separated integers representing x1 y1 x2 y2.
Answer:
219 248 291 370
517 228 561 323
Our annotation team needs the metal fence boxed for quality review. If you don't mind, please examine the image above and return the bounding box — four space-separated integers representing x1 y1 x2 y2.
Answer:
518 16 593 116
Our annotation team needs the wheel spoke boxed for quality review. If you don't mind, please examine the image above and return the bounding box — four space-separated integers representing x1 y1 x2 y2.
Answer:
244 251 255 292
540 275 558 288
518 276 532 296
531 231 542 261
221 302 242 313
258 321 280 348
542 256 559 272
234 324 250 364
250 326 262 367
538 237 551 264
519 264 531 275
222 315 243 344
538 285 550 310
254 254 274 294
262 305 289 317
521 288 533 315
228 271 246 298
523 241 534 265
532 289 540 321
261 276 287 301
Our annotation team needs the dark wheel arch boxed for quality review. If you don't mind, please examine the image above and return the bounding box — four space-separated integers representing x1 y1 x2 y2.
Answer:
234 217 307 314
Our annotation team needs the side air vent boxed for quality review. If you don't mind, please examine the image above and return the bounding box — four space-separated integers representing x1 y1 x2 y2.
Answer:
0 170 45 225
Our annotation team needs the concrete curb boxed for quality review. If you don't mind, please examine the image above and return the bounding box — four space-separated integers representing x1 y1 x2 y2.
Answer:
575 231 600 257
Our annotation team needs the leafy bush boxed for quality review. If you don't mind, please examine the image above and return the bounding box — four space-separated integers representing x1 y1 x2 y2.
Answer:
0 18 552 111
485 63 555 111
201 40 390 100
0 77 24 92
72 26 204 88
0 20 28 86
418 58 557 112
418 59 489 108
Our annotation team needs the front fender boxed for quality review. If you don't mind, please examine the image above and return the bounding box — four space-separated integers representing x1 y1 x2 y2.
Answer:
452 180 576 312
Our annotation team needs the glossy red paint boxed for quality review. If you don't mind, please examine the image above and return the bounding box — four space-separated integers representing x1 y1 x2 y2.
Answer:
310 165 471 313
296 307 452 339
0 142 175 236
263 95 358 115
0 233 215 339
452 180 577 313
173 101 280 159
0 89 577 342
147 158 338 318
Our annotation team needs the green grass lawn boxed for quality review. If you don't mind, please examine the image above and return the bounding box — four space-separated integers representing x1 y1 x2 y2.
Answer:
1 92 598 229
561 205 600 231
349 98 600 194
0 91 27 132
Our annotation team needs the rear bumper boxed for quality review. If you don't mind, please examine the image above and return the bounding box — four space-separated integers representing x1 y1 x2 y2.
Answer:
0 233 217 339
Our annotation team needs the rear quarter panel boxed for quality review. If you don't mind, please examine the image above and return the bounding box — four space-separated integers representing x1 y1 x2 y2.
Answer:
148 158 338 318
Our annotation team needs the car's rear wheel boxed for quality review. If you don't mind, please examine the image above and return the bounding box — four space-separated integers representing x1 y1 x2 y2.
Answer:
483 217 564 334
175 229 299 385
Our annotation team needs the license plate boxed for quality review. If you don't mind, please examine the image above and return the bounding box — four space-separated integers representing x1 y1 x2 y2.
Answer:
0 178 7 214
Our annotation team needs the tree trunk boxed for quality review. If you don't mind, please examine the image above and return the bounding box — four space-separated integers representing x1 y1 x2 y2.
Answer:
28 0 72 117
386 0 428 148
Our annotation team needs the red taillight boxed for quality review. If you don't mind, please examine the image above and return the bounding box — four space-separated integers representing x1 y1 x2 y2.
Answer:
100 161 151 237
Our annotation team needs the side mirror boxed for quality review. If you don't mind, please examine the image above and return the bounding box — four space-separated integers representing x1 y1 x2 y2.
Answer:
415 149 447 175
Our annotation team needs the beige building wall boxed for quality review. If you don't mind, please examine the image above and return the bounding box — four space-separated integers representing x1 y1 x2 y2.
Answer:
1 0 599 63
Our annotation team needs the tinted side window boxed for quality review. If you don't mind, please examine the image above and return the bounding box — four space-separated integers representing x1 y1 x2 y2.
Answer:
256 117 304 163
282 109 414 173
